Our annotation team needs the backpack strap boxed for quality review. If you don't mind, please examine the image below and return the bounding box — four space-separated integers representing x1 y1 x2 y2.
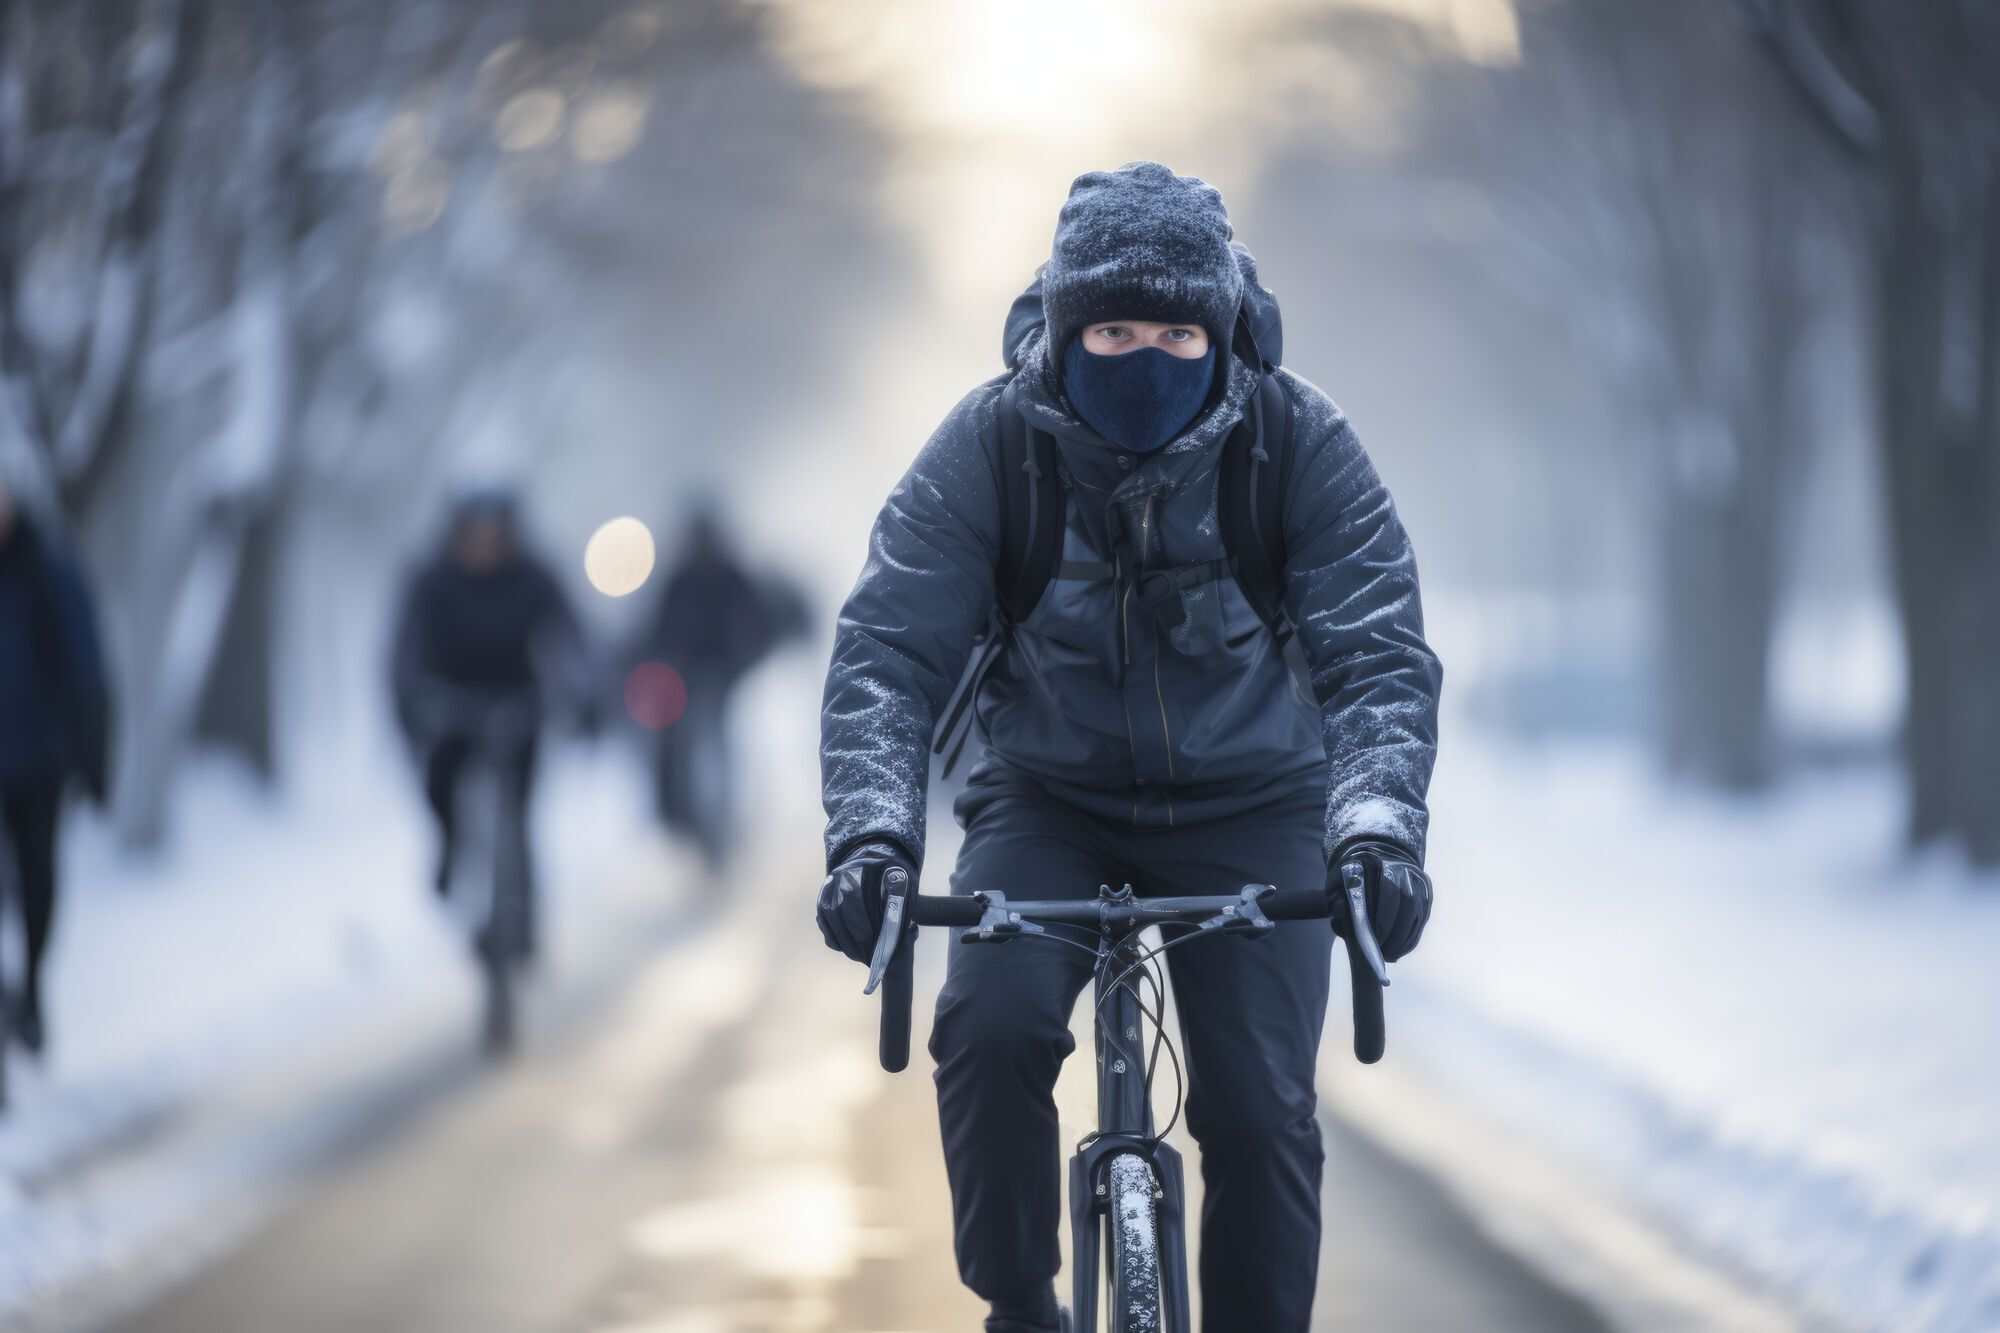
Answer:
994 393 1065 625
933 387 1066 774
1219 372 1296 637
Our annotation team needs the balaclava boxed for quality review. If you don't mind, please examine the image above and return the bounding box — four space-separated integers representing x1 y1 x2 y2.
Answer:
1062 336 1216 454
1041 162 1244 452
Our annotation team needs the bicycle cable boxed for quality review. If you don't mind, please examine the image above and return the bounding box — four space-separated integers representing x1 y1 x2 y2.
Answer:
981 913 1212 1154
1077 928 1191 1151
1076 967 1185 1151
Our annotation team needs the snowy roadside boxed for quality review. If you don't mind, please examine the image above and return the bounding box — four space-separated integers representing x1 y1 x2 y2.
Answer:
0 741 701 1329
1333 738 2000 1333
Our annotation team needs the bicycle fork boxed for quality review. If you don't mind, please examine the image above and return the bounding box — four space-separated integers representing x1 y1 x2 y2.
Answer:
1069 929 1193 1332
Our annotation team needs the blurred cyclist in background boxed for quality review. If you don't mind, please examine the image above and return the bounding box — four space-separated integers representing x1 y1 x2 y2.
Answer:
0 475 111 1058
636 504 807 868
390 489 595 955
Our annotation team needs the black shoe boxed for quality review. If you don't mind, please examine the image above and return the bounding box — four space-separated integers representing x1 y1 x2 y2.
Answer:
983 1315 1068 1333
985 1292 1068 1333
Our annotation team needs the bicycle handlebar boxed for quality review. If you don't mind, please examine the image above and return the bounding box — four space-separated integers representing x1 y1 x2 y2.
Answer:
870 884 1388 1074
907 895 985 927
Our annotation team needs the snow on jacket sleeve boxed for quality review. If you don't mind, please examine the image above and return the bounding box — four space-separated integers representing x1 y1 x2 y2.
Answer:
821 384 1006 870
1276 374 1443 864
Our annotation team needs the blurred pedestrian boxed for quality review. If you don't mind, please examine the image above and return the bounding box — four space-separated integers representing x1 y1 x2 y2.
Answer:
0 477 111 1057
389 489 595 955
637 506 807 868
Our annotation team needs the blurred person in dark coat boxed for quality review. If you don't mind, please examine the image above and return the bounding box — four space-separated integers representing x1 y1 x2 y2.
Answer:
389 489 594 942
636 506 807 868
0 476 111 1056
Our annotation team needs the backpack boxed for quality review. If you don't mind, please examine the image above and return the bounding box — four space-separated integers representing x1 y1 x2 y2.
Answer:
932 325 1299 775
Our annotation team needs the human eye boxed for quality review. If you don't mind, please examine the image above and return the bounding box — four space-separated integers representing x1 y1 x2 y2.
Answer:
1164 328 1194 342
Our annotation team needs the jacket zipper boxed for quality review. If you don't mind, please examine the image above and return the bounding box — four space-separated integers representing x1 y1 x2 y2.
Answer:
1113 513 1139 815
1138 495 1175 826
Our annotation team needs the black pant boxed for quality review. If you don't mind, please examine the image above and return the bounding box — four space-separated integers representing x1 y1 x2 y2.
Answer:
425 733 539 917
651 705 732 867
930 780 1332 1331
0 777 62 1012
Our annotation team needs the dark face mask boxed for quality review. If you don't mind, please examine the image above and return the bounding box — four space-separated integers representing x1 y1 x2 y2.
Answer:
1062 337 1216 454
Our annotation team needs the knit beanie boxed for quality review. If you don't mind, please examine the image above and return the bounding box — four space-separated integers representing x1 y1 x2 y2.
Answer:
1041 162 1244 358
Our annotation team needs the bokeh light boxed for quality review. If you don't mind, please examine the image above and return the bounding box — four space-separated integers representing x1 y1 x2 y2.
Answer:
625 661 687 731
570 83 652 164
584 515 656 596
496 87 565 151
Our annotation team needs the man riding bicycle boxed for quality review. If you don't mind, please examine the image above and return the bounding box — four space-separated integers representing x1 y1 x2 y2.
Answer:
391 488 594 959
817 163 1442 1331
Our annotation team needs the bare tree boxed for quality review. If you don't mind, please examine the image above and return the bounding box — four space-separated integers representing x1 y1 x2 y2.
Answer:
1751 0 2000 862
2 0 899 850
0 0 192 513
99 0 536 844
1436 0 1846 786
0 0 540 844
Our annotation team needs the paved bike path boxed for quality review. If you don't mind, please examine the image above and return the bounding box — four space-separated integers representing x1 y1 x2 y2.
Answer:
100 888 1610 1333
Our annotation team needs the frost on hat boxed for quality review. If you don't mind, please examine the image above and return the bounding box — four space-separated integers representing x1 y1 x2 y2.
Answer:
1040 162 1245 357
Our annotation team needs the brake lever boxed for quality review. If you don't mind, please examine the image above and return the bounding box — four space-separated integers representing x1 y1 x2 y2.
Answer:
862 866 912 995
1339 862 1391 987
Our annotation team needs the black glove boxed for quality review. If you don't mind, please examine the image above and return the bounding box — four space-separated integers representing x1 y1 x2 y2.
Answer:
816 840 915 964
1334 838 1432 963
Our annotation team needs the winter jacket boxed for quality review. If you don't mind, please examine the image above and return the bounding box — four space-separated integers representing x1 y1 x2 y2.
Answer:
389 551 588 734
0 518 111 796
821 255 1441 870
645 551 803 693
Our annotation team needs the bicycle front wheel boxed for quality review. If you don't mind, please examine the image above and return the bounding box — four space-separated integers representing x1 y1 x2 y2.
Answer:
1105 1152 1164 1332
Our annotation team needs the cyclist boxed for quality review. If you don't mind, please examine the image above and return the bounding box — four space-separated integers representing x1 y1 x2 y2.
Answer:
637 503 808 866
0 475 111 1058
390 488 594 956
816 163 1441 1331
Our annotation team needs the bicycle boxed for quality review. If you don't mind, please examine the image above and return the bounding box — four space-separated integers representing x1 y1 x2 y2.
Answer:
424 689 541 1058
865 870 1392 1333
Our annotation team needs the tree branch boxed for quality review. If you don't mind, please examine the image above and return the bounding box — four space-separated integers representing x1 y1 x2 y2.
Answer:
1740 0 1880 156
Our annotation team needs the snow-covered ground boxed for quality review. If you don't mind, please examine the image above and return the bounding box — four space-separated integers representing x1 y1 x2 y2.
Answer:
8 650 1996 1333
0 739 695 1327
1376 738 2000 1332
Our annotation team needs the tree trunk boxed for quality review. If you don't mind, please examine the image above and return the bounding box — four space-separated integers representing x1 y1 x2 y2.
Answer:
1873 138 1951 847
1657 405 1782 788
1871 136 2000 865
193 501 281 776
1944 167 2000 864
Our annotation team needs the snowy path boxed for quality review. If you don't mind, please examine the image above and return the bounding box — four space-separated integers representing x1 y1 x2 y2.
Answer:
9 717 1948 1330
93 882 1612 1333
0 745 700 1330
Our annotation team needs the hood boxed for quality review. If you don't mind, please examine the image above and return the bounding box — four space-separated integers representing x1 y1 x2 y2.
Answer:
1003 243 1283 374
